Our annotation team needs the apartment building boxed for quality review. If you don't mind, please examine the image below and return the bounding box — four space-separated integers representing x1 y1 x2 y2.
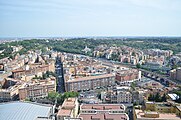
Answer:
65 74 115 92
170 68 181 81
0 78 22 102
57 98 79 120
0 89 14 102
111 86 132 103
12 64 55 80
19 78 56 100
115 69 141 85
78 104 129 120
176 68 181 81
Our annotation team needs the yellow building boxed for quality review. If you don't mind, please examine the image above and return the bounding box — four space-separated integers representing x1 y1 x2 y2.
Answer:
145 102 155 111
134 102 181 120
145 102 175 113
134 109 181 120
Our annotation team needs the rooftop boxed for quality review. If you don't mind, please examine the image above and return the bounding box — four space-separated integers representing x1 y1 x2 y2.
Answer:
57 98 77 116
57 109 72 116
62 98 76 109
116 69 139 76
168 94 179 100
81 104 125 111
67 74 114 83
0 101 52 120
79 113 128 120
135 109 181 120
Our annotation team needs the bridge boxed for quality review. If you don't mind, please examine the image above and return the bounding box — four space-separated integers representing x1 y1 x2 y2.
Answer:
92 57 178 87
141 69 177 87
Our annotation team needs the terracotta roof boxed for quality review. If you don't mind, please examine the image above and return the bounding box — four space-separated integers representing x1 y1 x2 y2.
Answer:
57 109 72 116
57 98 77 117
81 104 125 111
62 98 76 109
79 113 128 120
67 74 114 83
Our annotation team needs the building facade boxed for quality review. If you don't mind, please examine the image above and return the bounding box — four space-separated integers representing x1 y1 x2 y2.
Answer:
12 64 55 80
115 69 141 85
19 79 56 100
170 68 181 81
111 86 132 103
65 74 115 92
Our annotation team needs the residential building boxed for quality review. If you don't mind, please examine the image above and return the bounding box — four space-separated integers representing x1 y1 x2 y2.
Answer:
170 68 181 81
145 102 175 113
19 78 56 100
176 68 181 81
57 98 79 120
134 109 181 120
134 102 181 120
65 74 115 92
78 104 129 120
0 79 22 102
170 69 177 80
115 69 141 85
111 86 132 103
12 63 55 80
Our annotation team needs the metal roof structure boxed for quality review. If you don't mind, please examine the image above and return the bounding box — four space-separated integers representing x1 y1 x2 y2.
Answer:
168 93 180 100
0 101 52 120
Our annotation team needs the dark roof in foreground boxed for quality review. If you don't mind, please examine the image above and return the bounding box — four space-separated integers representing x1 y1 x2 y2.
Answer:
0 101 52 120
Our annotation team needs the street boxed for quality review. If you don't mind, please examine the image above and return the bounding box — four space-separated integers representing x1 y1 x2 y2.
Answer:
55 57 65 93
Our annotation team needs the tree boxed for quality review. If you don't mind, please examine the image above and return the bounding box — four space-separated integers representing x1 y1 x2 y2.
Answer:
132 52 136 56
136 63 141 68
155 93 161 102
62 92 79 99
48 91 59 102
148 94 154 101
131 82 136 90
148 93 166 102
161 94 167 102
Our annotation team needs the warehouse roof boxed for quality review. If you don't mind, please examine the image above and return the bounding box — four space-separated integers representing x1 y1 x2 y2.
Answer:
0 101 52 120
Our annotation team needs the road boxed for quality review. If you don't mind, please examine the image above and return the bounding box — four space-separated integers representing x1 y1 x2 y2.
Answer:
55 57 65 93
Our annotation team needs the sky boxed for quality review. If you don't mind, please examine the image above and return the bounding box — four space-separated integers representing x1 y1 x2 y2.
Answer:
0 0 181 37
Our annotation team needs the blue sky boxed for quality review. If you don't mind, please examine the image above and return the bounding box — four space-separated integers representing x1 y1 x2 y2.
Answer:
0 0 181 37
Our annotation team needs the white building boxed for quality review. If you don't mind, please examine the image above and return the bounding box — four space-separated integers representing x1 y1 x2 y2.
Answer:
111 86 132 103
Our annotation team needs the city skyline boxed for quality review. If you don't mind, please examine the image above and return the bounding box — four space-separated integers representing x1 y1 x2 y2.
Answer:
0 0 181 37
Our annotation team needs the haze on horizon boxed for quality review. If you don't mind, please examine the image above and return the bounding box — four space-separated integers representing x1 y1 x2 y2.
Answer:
0 0 181 37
